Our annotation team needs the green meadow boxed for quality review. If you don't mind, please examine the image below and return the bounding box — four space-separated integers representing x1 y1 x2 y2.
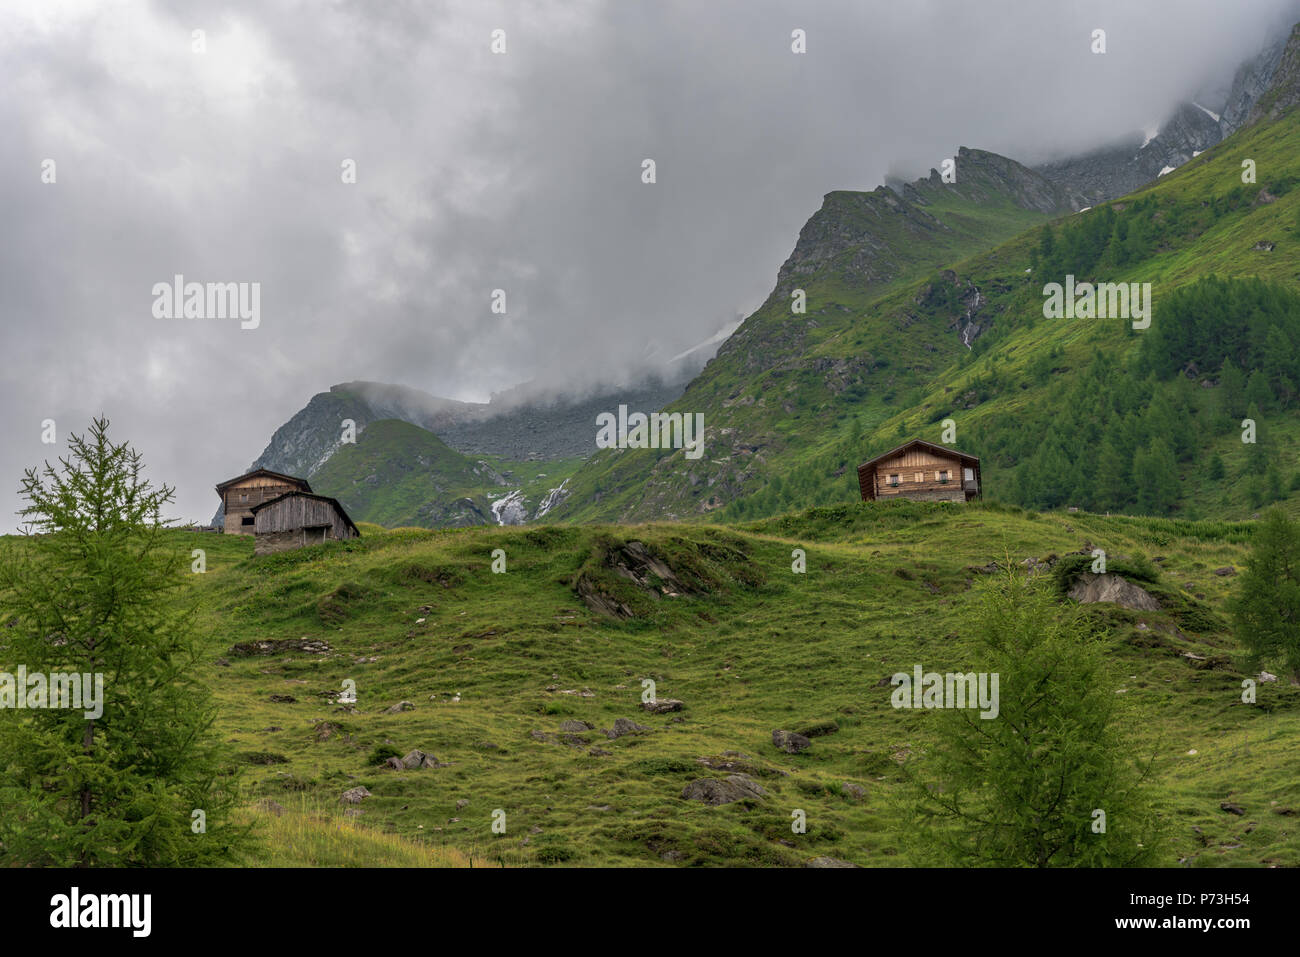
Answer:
171 501 1297 866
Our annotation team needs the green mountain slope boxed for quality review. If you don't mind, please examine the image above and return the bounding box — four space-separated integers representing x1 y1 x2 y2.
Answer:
550 94 1300 526
163 504 1297 866
310 420 502 528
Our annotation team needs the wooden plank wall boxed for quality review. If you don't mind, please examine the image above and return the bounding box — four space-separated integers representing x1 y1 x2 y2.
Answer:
873 452 971 498
254 495 355 540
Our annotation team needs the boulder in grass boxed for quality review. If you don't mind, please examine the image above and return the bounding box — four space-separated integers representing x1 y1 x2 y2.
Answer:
641 698 684 714
340 786 371 805
383 701 415 714
606 717 651 739
772 729 812 754
402 749 439 769
559 719 594 733
680 774 767 806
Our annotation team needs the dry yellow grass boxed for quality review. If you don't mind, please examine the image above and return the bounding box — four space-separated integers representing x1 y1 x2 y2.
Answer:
238 797 502 868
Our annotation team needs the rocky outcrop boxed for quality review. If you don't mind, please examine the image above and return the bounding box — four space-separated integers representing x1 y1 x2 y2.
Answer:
1067 573 1161 611
1246 24 1300 124
574 541 694 619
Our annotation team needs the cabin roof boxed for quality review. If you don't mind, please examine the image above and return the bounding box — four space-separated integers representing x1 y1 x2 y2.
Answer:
856 439 980 474
215 468 312 494
250 490 360 537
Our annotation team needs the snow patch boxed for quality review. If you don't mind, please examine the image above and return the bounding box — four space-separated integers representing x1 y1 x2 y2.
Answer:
1191 101 1221 123
1158 165 1177 177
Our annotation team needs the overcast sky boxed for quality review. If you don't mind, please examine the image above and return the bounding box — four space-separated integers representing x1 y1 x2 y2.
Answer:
2 0 1297 528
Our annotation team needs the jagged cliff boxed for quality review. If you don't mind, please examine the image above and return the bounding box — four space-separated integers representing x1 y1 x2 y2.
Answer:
1036 28 1294 206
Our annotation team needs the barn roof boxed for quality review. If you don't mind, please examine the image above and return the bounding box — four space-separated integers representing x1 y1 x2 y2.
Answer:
215 468 312 494
250 490 360 537
856 439 980 473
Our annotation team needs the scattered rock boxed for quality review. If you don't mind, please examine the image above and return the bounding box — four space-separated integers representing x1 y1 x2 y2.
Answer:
641 698 684 714
383 756 404 770
680 774 767 806
383 701 415 714
559 719 594 733
588 747 613 757
228 637 331 657
268 694 297 703
456 799 470 810
805 856 859 868
842 782 866 801
1259 672 1278 683
340 786 371 805
1212 566 1237 577
772 729 812 754
1252 240 1276 252
1220 802 1246 816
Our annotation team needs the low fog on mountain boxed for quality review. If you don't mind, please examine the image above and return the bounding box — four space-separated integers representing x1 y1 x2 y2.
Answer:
1 0 1297 525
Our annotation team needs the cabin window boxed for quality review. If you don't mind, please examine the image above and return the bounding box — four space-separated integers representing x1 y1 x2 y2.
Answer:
239 493 248 502
964 468 975 483
914 472 923 483
888 474 900 487
241 516 254 526
937 470 950 483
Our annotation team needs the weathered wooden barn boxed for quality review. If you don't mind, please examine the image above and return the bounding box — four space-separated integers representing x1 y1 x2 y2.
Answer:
857 440 981 502
250 491 360 555
215 468 313 534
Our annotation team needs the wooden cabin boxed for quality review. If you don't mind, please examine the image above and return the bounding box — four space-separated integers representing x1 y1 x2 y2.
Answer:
857 440 980 503
215 469 313 534
251 492 360 555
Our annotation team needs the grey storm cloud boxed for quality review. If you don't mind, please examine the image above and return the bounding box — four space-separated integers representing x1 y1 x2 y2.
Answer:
1 0 1297 527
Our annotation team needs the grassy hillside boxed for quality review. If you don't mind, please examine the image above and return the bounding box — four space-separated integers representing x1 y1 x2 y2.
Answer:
549 107 1300 526
309 419 582 529
168 503 1297 867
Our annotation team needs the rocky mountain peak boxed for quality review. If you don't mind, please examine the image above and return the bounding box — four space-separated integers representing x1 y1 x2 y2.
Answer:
1248 22 1300 123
